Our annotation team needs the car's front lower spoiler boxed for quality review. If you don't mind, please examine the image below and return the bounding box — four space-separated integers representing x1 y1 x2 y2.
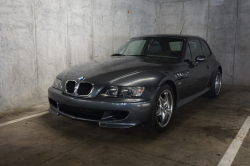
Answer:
99 122 135 128
50 104 135 128
48 87 156 128
49 104 142 128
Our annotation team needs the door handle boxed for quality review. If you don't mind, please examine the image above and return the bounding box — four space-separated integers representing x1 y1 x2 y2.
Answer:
206 65 209 69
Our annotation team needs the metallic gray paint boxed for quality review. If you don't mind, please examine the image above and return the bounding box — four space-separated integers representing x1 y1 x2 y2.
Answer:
48 35 222 128
48 87 156 127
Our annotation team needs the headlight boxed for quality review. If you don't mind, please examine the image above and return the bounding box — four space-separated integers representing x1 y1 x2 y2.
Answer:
53 78 62 90
99 86 145 98
121 87 145 97
106 86 118 97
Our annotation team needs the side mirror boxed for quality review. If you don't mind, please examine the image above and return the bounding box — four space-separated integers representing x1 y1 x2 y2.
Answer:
195 55 206 62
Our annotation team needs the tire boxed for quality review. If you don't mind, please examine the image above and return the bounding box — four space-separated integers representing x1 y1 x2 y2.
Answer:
205 69 222 99
143 84 174 132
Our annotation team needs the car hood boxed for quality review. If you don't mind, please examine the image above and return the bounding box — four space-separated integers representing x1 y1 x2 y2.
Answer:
58 56 177 85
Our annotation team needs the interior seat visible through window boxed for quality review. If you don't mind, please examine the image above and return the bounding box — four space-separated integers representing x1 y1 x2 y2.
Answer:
146 41 162 55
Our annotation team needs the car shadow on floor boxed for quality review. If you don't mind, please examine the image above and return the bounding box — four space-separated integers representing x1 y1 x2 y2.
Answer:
37 97 208 143
37 85 250 146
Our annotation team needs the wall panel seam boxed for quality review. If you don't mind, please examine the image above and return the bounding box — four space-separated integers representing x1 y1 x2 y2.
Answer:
206 0 210 41
33 0 38 99
91 0 94 60
232 0 240 84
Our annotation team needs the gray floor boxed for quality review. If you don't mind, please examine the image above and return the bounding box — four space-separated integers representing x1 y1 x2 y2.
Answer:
0 85 250 166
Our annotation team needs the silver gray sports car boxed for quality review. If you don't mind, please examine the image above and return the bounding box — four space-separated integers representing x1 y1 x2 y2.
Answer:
48 34 222 132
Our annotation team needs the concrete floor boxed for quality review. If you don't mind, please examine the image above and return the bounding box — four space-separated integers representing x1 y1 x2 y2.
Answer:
0 85 250 166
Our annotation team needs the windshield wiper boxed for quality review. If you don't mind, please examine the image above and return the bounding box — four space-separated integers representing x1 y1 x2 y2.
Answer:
111 54 148 57
111 53 125 56
129 54 148 57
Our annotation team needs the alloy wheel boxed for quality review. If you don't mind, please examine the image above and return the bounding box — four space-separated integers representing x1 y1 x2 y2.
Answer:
215 72 222 95
156 89 173 127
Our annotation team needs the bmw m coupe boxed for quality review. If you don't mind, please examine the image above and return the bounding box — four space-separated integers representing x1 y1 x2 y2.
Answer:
48 35 222 132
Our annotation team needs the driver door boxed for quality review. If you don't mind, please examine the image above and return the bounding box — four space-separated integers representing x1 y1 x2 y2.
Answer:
187 39 210 95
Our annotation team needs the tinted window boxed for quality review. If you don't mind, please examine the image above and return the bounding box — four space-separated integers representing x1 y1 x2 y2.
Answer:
145 38 184 59
185 45 192 62
122 40 146 55
114 37 185 60
188 40 203 59
200 40 211 57
169 42 183 51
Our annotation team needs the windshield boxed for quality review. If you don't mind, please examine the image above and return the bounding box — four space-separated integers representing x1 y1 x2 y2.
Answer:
114 37 185 60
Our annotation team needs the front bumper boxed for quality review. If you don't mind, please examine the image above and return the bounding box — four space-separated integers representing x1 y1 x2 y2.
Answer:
48 87 157 128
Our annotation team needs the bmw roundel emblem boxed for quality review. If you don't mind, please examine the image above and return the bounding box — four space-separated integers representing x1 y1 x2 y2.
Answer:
78 77 85 81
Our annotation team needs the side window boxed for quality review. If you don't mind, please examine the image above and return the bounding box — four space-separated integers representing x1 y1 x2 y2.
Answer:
188 39 203 60
200 40 211 57
185 44 192 62
169 41 183 51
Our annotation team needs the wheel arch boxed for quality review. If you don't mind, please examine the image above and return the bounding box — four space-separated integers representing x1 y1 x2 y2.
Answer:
161 80 177 109
218 66 222 75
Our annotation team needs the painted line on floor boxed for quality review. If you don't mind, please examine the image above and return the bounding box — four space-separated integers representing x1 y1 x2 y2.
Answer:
0 112 47 127
218 116 250 166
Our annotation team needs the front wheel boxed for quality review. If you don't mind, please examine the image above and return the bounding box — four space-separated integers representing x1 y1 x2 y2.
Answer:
143 84 174 132
205 69 222 99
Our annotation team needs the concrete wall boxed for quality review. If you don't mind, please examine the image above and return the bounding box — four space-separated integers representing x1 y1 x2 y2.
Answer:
1 0 250 112
0 0 159 111
159 0 250 86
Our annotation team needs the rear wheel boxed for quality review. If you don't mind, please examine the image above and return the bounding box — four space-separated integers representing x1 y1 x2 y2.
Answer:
143 84 174 132
205 69 222 99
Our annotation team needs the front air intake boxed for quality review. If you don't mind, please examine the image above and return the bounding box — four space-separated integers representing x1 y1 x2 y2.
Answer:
77 82 93 96
65 81 76 93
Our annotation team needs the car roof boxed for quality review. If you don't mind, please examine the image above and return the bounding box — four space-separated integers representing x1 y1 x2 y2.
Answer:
131 34 205 40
